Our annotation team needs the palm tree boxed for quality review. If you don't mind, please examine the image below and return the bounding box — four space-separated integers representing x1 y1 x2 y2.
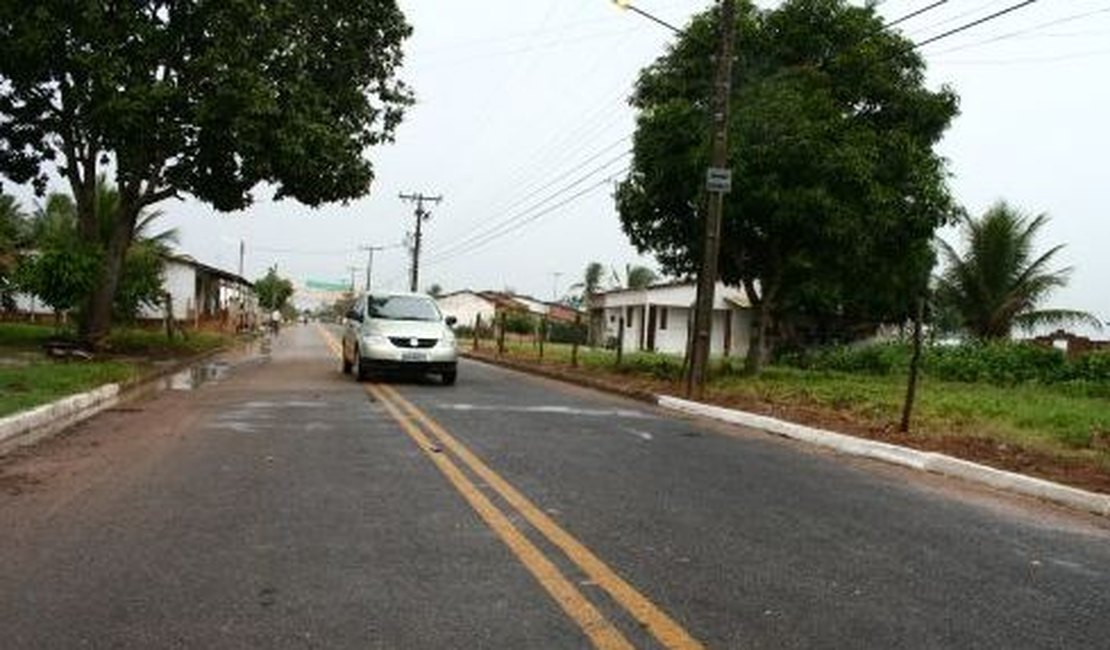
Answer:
935 201 1100 339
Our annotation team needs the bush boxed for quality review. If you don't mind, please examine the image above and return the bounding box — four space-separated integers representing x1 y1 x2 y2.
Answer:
925 342 1066 385
617 352 683 380
781 340 1097 387
779 343 909 376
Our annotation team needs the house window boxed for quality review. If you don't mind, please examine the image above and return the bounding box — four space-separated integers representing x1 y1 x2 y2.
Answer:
626 306 634 326
659 307 668 330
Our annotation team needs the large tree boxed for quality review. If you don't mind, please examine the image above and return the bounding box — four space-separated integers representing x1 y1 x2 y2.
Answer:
0 0 412 346
935 202 1101 339
616 0 960 371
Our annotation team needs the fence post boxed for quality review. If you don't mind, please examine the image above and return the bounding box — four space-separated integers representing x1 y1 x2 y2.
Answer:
473 313 481 351
498 311 506 356
571 312 581 368
539 317 547 361
616 316 624 367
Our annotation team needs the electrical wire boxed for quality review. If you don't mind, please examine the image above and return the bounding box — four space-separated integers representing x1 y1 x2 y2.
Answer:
928 5 1110 56
422 166 630 268
887 1 950 29
915 0 1039 48
423 148 632 263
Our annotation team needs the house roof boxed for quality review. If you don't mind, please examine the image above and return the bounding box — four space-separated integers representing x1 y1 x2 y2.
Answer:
166 254 254 288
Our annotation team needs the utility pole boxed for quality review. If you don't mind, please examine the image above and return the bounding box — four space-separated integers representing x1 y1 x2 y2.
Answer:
399 192 443 292
346 265 360 294
359 245 386 292
685 0 736 399
552 272 563 301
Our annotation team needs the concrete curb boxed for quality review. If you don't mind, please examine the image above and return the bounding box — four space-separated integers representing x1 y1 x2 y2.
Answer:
658 395 1110 518
0 344 233 457
0 383 122 456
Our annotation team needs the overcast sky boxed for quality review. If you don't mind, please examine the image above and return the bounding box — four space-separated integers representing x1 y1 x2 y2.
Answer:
4 0 1108 329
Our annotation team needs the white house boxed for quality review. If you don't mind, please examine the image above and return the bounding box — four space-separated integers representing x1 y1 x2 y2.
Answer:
137 255 257 331
436 291 499 328
591 281 752 357
13 254 256 331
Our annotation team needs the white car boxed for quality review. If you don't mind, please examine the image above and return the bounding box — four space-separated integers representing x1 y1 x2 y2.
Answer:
341 291 458 385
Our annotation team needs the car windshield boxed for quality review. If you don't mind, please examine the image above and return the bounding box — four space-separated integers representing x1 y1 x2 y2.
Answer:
367 295 441 322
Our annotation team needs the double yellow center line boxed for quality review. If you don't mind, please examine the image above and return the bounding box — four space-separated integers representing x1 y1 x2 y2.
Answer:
316 327 703 649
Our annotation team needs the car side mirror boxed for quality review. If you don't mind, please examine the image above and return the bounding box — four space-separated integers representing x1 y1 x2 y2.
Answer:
445 315 457 327
346 309 363 323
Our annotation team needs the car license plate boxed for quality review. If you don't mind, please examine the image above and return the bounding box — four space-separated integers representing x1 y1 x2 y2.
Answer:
401 352 427 362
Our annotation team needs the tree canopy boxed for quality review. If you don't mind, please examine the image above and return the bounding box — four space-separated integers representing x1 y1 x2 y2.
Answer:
935 202 1101 340
615 0 960 368
0 0 413 344
255 267 294 312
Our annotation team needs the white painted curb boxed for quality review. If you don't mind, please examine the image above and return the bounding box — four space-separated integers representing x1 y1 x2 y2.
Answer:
0 383 122 456
657 394 1110 518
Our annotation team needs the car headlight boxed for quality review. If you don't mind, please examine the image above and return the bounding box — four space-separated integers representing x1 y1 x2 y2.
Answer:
362 334 389 347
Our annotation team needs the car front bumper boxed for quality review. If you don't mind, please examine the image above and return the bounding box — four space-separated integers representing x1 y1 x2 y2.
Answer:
358 336 457 370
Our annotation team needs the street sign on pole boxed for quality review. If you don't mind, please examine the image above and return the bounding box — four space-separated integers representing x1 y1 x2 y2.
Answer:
705 167 732 193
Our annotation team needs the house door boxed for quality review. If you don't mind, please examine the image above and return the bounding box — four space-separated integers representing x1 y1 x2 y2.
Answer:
723 310 732 357
646 306 657 351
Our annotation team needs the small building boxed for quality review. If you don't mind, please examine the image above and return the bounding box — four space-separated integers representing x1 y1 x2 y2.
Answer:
138 255 258 331
591 281 752 357
436 290 581 328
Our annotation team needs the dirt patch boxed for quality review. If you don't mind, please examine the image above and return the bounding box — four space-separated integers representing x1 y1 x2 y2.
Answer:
0 471 41 496
468 351 1110 495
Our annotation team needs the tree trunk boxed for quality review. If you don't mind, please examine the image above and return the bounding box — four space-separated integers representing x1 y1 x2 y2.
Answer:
79 203 138 348
742 278 773 375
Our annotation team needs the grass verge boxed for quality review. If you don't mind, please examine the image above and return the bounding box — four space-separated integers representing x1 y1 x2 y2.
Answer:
470 340 1110 493
0 321 237 419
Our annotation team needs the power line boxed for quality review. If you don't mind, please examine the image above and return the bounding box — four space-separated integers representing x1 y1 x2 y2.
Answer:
887 1 950 29
915 0 1039 48
422 166 630 268
422 149 631 263
929 5 1110 56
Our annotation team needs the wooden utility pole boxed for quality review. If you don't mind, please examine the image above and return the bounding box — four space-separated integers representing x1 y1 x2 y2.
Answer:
399 192 443 292
686 0 737 399
359 245 386 292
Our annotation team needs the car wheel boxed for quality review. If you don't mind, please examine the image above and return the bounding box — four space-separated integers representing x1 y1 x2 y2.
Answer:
354 348 371 382
441 370 457 386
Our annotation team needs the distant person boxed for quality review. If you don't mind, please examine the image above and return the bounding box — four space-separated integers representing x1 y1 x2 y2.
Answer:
270 309 281 334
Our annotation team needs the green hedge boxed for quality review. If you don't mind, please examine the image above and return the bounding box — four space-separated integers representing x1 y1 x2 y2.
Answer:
781 341 1110 387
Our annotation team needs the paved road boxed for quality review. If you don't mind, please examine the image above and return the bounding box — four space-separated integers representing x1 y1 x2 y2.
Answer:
1 324 1107 649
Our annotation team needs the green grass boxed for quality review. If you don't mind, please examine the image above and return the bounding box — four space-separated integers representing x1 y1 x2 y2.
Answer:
712 367 1109 454
0 360 137 418
477 340 1110 463
0 322 233 357
0 322 62 350
0 321 237 418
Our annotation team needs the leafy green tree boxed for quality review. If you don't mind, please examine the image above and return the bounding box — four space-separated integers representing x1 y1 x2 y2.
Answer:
255 267 294 312
626 265 658 290
616 0 960 372
0 0 412 347
935 202 1101 339
17 180 176 322
0 193 29 310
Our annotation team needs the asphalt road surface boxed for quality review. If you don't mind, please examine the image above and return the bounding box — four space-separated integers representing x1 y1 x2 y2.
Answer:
1 324 1107 649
